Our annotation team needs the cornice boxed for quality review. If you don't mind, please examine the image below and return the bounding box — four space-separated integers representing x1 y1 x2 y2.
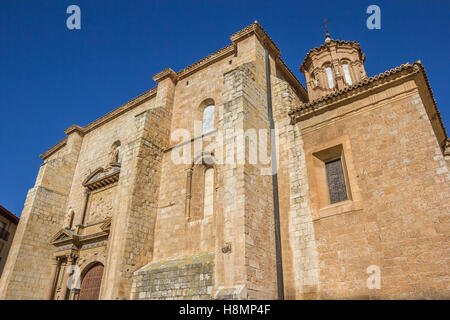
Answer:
64 124 85 136
290 62 417 122
177 44 236 80
230 21 281 58
39 137 68 160
290 61 448 149
83 87 157 132
50 225 110 248
82 166 120 191
153 68 178 83
275 57 308 101
175 22 306 98
39 87 157 160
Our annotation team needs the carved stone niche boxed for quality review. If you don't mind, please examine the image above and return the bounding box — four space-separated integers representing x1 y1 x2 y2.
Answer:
82 165 121 224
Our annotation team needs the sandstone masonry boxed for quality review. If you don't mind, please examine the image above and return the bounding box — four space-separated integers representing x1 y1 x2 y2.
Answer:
0 22 448 300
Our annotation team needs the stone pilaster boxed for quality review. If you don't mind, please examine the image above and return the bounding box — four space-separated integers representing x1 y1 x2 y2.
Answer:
45 257 62 300
101 69 176 300
214 58 277 299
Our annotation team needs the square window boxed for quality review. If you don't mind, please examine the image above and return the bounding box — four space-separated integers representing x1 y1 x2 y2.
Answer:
311 144 351 208
305 136 363 220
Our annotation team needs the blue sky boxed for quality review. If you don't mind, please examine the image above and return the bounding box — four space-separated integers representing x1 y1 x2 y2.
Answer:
1 0 449 216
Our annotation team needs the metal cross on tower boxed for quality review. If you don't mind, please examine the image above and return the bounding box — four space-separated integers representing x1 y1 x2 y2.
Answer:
320 18 331 35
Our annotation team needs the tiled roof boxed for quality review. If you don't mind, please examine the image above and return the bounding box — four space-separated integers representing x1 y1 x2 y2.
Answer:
290 61 447 146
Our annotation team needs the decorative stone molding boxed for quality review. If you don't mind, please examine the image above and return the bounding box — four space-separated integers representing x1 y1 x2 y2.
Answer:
84 87 157 132
300 39 365 73
292 62 419 121
291 61 448 156
230 21 281 58
50 218 111 249
64 124 85 136
40 87 157 160
152 68 178 83
39 137 67 160
82 166 120 191
177 45 236 80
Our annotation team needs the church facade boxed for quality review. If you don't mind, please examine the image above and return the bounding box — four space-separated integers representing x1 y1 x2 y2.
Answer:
0 22 449 300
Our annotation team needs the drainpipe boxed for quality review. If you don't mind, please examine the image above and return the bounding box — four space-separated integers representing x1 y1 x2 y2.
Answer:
265 47 284 300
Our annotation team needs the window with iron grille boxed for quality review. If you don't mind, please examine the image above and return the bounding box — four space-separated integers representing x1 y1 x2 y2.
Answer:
325 158 348 204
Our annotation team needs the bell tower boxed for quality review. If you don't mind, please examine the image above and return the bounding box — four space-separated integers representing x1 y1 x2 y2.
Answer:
300 31 367 101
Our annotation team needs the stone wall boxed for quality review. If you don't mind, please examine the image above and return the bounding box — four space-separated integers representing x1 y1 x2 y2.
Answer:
101 79 174 299
0 132 83 299
271 75 318 299
297 79 450 299
2 22 448 301
131 252 214 300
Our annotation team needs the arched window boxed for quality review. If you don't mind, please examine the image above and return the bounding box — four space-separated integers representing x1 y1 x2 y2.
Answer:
203 168 214 218
325 67 335 89
202 105 215 134
185 154 216 221
342 63 353 85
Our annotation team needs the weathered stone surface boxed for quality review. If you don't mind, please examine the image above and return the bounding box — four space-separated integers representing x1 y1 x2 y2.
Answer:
131 252 214 300
0 21 448 300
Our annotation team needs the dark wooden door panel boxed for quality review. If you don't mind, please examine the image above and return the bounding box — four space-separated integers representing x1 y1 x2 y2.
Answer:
79 263 104 300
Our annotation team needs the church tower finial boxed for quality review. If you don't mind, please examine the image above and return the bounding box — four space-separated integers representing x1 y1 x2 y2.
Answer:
320 18 332 43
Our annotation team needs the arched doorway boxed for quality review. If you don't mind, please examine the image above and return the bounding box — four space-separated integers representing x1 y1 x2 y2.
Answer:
79 263 104 300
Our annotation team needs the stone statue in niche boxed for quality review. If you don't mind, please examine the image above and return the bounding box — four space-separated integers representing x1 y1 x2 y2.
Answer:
110 144 120 164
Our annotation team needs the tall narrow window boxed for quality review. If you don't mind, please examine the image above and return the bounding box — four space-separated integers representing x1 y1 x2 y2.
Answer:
325 158 348 204
202 105 215 134
325 67 335 89
342 64 352 85
203 168 214 218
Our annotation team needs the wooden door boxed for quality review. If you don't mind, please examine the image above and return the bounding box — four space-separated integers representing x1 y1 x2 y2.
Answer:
79 263 104 300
